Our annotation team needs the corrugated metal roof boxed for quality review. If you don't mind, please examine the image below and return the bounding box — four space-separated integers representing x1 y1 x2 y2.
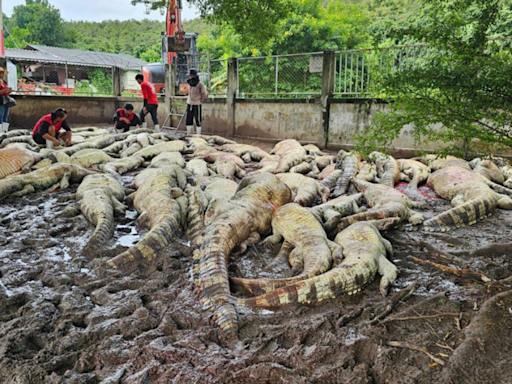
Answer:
6 45 148 70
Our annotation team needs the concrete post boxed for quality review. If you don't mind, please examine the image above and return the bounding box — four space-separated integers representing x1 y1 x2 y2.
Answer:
165 62 175 125
319 51 336 149
227 57 238 137
112 67 122 97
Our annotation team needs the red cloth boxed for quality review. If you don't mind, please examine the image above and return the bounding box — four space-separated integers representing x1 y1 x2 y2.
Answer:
141 81 158 105
32 114 65 137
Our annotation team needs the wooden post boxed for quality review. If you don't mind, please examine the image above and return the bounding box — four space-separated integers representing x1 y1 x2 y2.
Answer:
319 51 336 149
227 57 238 137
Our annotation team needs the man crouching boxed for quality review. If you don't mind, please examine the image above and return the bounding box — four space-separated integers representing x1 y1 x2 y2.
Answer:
32 107 72 148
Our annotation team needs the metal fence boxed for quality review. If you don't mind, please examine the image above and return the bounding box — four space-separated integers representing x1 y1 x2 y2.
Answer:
210 58 228 96
333 44 432 97
237 52 324 98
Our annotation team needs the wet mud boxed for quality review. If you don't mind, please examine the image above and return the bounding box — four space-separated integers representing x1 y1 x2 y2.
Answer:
2 167 512 383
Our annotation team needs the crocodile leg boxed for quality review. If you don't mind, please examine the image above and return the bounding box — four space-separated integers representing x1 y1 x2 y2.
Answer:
263 240 294 272
11 184 35 197
378 255 398 296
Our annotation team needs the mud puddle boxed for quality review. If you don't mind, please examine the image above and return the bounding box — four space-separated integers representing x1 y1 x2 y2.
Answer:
1 178 512 383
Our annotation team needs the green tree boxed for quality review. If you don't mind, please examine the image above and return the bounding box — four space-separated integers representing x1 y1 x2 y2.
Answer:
131 0 290 45
356 0 512 157
10 0 75 47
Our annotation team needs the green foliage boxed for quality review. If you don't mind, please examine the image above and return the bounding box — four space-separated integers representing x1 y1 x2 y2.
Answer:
65 19 165 62
131 0 290 45
356 0 512 157
8 0 75 47
74 69 113 96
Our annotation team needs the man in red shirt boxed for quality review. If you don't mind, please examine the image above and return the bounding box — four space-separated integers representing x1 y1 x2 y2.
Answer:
32 108 72 148
135 74 160 131
113 103 141 132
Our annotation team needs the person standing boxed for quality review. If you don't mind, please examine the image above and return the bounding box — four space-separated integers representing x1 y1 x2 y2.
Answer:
0 67 13 133
186 68 208 135
113 103 141 132
135 74 160 131
32 108 73 148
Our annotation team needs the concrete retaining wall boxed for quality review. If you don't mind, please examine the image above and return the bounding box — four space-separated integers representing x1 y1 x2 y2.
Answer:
9 95 448 154
9 95 167 129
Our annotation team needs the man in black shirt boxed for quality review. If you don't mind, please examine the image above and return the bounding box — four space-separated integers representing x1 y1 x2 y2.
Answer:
31 108 72 148
113 103 141 132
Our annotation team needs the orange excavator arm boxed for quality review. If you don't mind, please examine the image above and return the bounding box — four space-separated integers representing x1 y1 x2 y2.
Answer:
166 0 190 64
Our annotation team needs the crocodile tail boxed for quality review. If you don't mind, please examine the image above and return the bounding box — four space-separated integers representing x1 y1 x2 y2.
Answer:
186 188 208 245
333 207 400 234
195 247 239 337
423 196 497 232
83 208 116 257
237 269 347 309
107 213 181 273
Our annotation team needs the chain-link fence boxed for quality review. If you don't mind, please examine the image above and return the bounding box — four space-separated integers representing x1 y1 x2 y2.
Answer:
8 60 117 97
210 58 228 97
237 52 323 98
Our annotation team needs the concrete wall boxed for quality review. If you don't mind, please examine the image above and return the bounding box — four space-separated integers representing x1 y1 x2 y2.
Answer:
234 100 320 143
9 95 167 129
8 95 453 154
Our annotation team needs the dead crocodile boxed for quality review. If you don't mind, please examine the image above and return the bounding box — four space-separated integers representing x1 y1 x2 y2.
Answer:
271 139 308 173
120 143 142 158
186 178 239 246
107 165 188 273
333 178 425 235
220 143 270 162
332 150 362 197
186 158 211 177
99 155 145 175
230 202 342 295
133 140 186 160
0 148 42 179
76 174 126 255
423 166 512 231
369 151 401 188
193 172 291 337
150 152 185 168
237 222 398 309
315 155 336 171
276 173 329 206
0 163 95 200
309 193 364 233
398 159 431 189
469 158 505 184
0 135 38 149
204 153 246 179
355 161 378 182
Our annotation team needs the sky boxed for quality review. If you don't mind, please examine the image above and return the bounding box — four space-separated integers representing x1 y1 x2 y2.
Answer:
4 0 200 22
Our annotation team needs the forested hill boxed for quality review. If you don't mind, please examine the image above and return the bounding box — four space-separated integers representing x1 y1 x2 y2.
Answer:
5 0 419 62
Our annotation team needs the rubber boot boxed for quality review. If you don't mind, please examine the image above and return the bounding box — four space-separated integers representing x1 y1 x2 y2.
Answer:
186 125 193 135
142 122 148 129
2 123 9 133
196 126 202 135
155 124 161 132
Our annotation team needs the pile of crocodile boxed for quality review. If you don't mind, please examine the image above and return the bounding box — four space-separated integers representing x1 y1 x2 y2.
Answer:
2 126 512 345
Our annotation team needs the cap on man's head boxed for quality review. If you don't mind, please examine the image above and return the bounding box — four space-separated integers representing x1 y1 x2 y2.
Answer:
189 68 198 77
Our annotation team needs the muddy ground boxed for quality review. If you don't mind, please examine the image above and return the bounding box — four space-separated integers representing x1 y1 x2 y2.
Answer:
2 146 512 383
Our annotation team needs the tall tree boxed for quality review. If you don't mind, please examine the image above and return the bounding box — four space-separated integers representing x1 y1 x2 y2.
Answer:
356 0 512 156
131 0 290 45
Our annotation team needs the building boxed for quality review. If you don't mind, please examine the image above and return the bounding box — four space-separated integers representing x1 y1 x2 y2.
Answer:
6 45 148 96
